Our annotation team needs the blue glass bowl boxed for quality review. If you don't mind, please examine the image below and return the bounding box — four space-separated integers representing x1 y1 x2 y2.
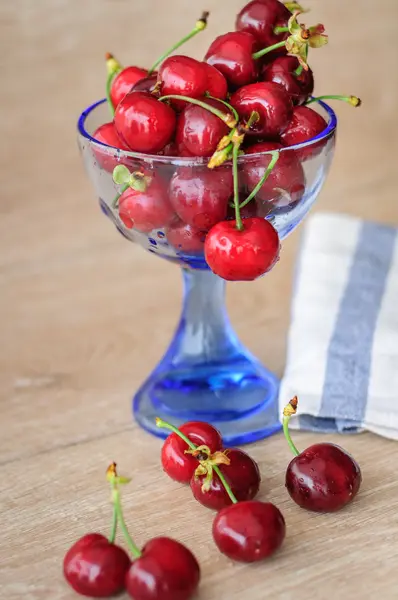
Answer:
77 99 336 445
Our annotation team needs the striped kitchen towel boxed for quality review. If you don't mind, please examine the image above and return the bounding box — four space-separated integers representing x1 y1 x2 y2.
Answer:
279 212 398 439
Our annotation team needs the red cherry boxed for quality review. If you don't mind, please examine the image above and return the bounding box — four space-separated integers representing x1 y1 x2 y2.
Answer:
236 0 291 48
262 56 314 105
204 32 259 89
126 537 200 600
157 141 179 157
286 443 362 512
169 167 233 231
280 105 328 160
190 448 261 510
231 81 293 138
130 73 159 95
244 141 305 213
166 221 206 254
161 421 223 484
213 501 286 562
92 122 130 173
114 92 176 154
158 56 208 110
205 217 280 281
111 66 148 108
201 62 228 99
64 533 131 597
118 175 175 232
176 98 230 158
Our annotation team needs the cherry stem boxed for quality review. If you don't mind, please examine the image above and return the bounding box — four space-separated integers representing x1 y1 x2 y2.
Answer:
105 53 122 117
106 71 116 116
159 95 237 128
111 484 142 558
282 414 300 457
252 40 286 60
112 183 129 208
232 142 243 232
213 465 238 504
109 505 118 544
205 93 239 122
148 12 209 75
274 25 289 34
305 94 361 107
295 64 303 76
155 417 197 451
239 151 280 209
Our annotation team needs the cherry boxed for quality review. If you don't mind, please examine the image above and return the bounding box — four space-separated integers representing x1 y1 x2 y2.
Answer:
130 74 159 95
126 537 200 600
111 65 148 108
166 221 206 255
175 98 231 158
205 217 280 281
158 56 208 111
169 166 233 231
64 533 131 597
262 56 314 105
118 174 175 232
231 81 293 138
227 198 258 220
201 62 228 99
190 448 261 510
213 501 286 563
160 420 223 484
92 122 130 173
236 0 291 49
244 141 305 212
204 31 259 89
280 105 327 160
283 397 362 512
114 92 176 153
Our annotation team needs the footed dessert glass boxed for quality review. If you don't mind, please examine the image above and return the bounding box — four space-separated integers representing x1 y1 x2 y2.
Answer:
78 99 336 445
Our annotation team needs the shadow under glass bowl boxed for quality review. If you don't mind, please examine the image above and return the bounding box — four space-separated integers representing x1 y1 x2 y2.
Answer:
77 99 336 445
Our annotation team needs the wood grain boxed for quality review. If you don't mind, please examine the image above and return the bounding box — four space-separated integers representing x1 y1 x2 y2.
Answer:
1 1 398 598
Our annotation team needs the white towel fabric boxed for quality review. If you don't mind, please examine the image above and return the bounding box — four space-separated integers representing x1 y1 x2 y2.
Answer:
278 212 398 440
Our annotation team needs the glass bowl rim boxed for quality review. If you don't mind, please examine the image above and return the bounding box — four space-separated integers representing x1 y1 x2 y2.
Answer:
77 97 337 165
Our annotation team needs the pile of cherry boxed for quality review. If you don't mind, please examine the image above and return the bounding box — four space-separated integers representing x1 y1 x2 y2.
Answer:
63 398 362 599
92 0 360 282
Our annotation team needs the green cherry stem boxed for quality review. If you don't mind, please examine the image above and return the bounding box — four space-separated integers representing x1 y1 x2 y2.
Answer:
282 397 300 457
252 40 286 60
305 94 361 107
232 141 243 232
148 12 209 75
274 25 289 34
159 95 237 127
239 151 280 210
111 486 142 558
205 93 239 122
212 465 238 504
112 183 129 209
109 504 118 544
105 53 123 117
155 417 197 451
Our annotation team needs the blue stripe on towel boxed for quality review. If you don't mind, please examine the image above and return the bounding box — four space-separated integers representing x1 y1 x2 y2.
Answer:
319 222 397 426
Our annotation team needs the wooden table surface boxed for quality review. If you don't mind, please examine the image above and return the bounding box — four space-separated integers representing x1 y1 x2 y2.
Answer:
1 1 398 598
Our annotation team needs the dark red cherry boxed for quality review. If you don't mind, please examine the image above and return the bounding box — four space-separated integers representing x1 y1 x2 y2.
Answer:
161 421 223 484
213 501 286 563
280 105 328 160
205 217 280 281
169 167 233 231
262 56 314 105
64 533 131 597
286 443 362 512
118 174 175 232
176 98 230 157
190 448 260 510
236 0 291 48
166 221 206 254
126 537 200 600
204 31 259 89
130 73 159 95
114 92 176 153
111 66 148 108
244 141 305 213
231 81 293 138
158 55 208 110
201 62 228 99
92 122 130 173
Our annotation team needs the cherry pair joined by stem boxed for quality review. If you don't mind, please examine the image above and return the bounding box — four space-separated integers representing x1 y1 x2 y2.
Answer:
283 397 362 512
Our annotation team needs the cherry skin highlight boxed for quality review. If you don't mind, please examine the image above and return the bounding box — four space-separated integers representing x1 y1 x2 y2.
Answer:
166 221 206 254
111 66 148 108
280 105 328 160
176 97 230 157
213 501 286 563
125 537 200 600
114 92 176 153
158 55 208 110
205 217 280 281
236 0 291 48
262 56 314 105
190 448 261 510
231 81 293 138
286 443 362 512
63 533 131 598
161 421 223 483
118 175 175 233
169 166 233 231
204 31 259 89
